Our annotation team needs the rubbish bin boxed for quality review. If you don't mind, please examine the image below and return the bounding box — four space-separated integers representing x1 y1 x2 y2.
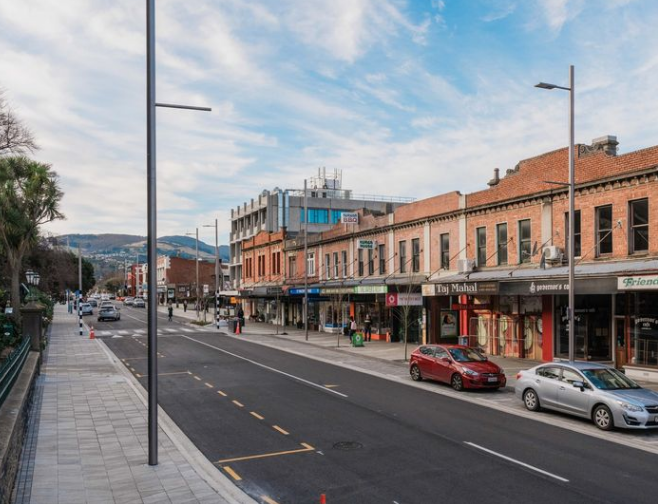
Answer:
458 335 469 346
227 318 237 333
352 332 365 347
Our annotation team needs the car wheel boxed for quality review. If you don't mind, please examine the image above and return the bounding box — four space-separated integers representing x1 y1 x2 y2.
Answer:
451 373 464 391
593 404 614 431
410 364 422 381
523 388 541 411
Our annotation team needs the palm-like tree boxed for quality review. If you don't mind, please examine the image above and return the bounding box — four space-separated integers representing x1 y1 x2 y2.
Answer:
0 156 64 323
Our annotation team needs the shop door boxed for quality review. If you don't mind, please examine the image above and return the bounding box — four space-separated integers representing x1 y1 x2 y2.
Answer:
574 312 611 361
615 317 627 368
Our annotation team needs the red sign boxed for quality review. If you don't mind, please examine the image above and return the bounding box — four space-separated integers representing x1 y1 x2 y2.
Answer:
386 293 398 307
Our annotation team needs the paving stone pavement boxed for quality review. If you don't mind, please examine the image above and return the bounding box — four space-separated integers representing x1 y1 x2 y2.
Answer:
13 306 255 504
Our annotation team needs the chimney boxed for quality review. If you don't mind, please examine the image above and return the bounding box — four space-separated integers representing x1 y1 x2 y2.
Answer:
592 135 618 156
487 168 500 187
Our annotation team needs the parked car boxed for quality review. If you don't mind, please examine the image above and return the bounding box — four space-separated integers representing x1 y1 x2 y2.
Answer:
98 306 120 322
515 361 658 430
409 344 506 391
123 297 134 306
80 303 93 316
133 298 146 308
87 299 98 307
100 301 113 308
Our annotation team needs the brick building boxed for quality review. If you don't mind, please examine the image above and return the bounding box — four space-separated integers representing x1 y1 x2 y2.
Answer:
240 136 658 378
156 256 218 302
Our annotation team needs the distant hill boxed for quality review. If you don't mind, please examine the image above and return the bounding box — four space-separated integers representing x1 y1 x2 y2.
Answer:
57 233 229 262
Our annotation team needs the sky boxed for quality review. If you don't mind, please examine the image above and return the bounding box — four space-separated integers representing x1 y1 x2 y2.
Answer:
2 0 658 246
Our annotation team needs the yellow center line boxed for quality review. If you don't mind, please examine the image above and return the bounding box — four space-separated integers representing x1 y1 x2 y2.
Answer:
222 466 242 481
250 412 264 420
272 425 289 435
215 443 315 464
205 382 214 388
217 390 227 397
324 384 339 388
232 400 244 408
194 376 202 381
261 496 280 504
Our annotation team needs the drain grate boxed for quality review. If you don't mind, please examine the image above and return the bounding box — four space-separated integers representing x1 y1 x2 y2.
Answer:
333 441 363 451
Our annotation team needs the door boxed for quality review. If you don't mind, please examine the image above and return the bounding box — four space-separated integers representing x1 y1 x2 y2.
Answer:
533 366 562 409
432 347 453 383
556 368 591 416
416 347 436 379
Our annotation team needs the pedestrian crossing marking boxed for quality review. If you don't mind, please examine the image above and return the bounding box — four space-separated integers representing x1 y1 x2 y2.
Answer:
117 330 129 335
98 331 112 336
164 328 177 333
181 328 193 333
135 329 146 334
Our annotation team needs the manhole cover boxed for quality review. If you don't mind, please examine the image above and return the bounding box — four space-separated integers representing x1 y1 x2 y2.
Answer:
333 441 363 451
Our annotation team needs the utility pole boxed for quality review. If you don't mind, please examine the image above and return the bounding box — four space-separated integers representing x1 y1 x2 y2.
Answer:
204 220 220 329
304 178 309 341
78 244 82 336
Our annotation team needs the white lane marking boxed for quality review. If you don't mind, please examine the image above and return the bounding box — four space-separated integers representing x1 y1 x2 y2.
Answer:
181 328 194 333
98 331 112 336
464 442 569 483
117 330 130 335
165 328 178 333
181 335 348 398
135 329 146 334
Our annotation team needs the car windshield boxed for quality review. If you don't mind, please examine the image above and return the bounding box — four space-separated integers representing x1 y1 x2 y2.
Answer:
449 348 487 362
581 368 640 390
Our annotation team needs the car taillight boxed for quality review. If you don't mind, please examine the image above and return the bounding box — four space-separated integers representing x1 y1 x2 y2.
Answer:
515 373 522 380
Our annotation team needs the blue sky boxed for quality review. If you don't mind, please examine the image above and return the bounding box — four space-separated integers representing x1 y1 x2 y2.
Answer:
1 0 657 246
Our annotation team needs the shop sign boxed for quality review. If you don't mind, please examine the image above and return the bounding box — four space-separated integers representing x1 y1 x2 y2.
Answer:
203 284 209 294
167 288 175 299
355 285 387 294
341 212 359 224
157 285 166 293
357 239 377 250
386 293 423 307
618 275 658 290
636 317 658 332
503 277 617 295
424 281 498 296
289 288 320 295
322 287 354 295
229 297 238 304
266 287 283 295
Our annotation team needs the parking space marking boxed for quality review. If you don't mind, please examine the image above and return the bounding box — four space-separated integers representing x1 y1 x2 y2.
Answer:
272 425 289 435
232 400 244 408
205 382 214 388
222 466 242 481
464 442 569 483
215 443 315 464
250 412 264 420
217 390 227 397
194 376 202 381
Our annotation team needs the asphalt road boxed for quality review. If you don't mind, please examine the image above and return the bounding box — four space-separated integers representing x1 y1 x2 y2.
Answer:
94 303 658 504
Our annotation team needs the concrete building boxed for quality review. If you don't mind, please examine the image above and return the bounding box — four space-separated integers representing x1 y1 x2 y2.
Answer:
229 168 414 288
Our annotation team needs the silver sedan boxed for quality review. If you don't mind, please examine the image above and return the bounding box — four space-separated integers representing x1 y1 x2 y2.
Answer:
515 361 658 430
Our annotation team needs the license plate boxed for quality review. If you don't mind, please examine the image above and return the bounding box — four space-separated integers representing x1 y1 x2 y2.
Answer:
487 377 498 383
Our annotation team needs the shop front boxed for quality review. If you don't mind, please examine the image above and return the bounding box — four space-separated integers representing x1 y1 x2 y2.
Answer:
319 285 390 338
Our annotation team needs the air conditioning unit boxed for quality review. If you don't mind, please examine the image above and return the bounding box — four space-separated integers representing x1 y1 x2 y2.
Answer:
543 246 563 262
458 259 476 274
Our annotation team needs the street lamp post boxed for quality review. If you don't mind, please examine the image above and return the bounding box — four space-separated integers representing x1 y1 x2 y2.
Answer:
304 179 309 341
186 229 200 321
203 220 220 329
536 64 575 362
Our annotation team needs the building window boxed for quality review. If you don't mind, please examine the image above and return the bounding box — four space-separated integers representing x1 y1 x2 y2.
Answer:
368 248 375 275
342 250 347 277
378 244 386 274
412 238 420 272
596 205 613 256
476 227 486 267
519 220 532 263
288 256 296 278
565 210 582 258
333 252 339 277
301 208 329 224
496 223 508 266
629 199 649 254
358 249 364 276
307 252 315 276
399 241 407 273
330 210 342 224
325 254 331 279
440 233 449 270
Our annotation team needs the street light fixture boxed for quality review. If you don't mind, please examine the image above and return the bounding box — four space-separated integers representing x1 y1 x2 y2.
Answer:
535 65 576 362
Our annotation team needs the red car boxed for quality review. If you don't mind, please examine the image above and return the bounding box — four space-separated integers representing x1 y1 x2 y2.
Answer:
409 344 506 391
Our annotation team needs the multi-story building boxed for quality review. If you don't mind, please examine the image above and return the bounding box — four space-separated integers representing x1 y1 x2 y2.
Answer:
155 256 220 302
238 135 658 380
229 168 413 288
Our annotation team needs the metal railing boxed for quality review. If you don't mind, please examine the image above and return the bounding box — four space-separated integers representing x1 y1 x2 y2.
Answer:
0 336 30 408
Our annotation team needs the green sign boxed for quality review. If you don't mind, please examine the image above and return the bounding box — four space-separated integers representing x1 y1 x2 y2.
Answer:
352 333 365 347
357 239 377 250
355 285 387 294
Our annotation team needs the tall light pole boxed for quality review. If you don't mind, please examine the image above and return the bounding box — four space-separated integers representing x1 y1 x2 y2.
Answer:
186 229 200 321
78 244 83 336
536 64 575 362
303 179 309 341
204 220 220 329
145 0 211 466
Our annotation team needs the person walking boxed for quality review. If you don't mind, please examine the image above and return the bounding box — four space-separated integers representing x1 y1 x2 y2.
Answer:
349 316 357 339
364 313 372 341
183 299 188 312
167 300 173 322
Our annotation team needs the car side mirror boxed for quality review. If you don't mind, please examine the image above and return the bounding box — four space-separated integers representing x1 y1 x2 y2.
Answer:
572 380 587 390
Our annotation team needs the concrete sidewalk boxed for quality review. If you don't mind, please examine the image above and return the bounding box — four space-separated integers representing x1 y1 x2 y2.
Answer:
13 305 256 504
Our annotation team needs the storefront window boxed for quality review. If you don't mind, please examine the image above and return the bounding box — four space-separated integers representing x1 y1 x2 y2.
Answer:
555 294 611 360
631 292 658 366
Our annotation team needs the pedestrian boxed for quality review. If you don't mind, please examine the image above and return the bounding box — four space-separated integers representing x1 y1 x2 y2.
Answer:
167 300 173 322
237 305 245 327
349 316 357 339
364 313 372 341
183 299 188 312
